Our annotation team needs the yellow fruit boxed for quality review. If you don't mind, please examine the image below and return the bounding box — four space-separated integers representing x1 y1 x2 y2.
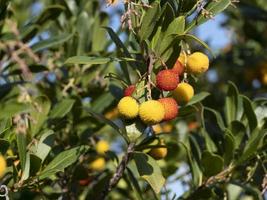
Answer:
139 100 165 124
162 123 173 133
152 124 163 134
95 140 109 155
89 158 105 171
117 97 139 119
0 155 7 178
187 52 209 74
148 139 167 160
172 82 194 103
152 123 173 134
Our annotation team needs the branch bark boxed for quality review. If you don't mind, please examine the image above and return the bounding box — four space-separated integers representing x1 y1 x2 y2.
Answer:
100 142 135 200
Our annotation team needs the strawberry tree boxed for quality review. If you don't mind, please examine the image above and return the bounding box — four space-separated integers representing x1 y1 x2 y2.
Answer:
0 0 266 200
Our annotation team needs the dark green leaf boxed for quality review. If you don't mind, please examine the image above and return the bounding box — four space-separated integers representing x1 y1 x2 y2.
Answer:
241 95 258 132
223 131 235 165
0 139 9 155
225 82 240 125
187 92 210 106
139 2 161 41
50 99 75 118
38 145 89 180
236 128 267 164
201 151 224 177
204 107 225 131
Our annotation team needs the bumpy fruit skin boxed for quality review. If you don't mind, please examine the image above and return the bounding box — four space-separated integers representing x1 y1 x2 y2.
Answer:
124 85 136 96
95 140 109 155
118 97 139 119
139 100 165 124
148 139 167 160
0 155 6 178
158 98 178 121
187 52 209 74
172 83 194 103
89 158 105 171
172 60 184 76
156 70 179 91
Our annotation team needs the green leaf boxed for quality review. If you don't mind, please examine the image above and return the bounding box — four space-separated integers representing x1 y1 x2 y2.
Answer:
30 154 42 176
225 82 240 125
30 96 51 136
21 153 30 181
104 27 133 83
0 118 11 135
133 152 165 194
17 133 27 173
187 92 210 106
201 151 224 177
204 107 225 131
65 56 136 66
31 130 55 162
139 2 161 41
175 34 214 57
126 167 144 200
241 95 258 132
92 13 109 51
35 5 65 25
229 120 246 148
0 101 32 119
125 120 146 142
0 139 9 155
186 0 231 32
50 99 75 118
236 128 267 165
157 16 185 63
38 145 89 180
83 107 129 143
223 131 235 165
178 141 202 187
31 33 74 52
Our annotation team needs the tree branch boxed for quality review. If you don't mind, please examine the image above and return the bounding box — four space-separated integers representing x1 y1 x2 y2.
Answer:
100 142 135 200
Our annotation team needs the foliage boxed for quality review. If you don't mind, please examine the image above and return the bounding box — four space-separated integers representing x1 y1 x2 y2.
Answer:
0 0 266 199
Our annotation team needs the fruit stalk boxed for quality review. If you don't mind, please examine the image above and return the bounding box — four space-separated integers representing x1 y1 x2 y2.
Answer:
101 142 135 199
146 53 155 99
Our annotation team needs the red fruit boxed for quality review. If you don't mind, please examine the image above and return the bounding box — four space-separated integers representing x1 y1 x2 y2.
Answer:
124 85 136 96
79 177 91 186
172 60 184 75
156 70 179 91
158 98 178 121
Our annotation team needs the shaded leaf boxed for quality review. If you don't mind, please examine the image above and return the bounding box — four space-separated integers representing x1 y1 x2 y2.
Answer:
38 145 89 180
50 99 75 118
133 152 165 194
201 151 224 177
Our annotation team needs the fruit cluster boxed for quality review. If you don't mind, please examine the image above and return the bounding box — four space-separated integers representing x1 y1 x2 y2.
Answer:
117 51 209 159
